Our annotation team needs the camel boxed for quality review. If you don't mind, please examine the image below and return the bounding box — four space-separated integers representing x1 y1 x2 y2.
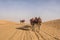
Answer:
30 17 42 31
20 20 25 24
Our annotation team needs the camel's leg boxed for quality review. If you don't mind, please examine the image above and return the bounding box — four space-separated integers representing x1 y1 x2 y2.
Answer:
38 24 40 30
35 24 40 33
38 23 41 30
32 25 35 31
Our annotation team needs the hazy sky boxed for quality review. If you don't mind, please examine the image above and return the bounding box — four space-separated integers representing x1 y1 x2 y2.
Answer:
0 0 60 22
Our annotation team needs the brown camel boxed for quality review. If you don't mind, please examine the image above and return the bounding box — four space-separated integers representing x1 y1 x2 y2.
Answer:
30 17 42 31
20 20 25 23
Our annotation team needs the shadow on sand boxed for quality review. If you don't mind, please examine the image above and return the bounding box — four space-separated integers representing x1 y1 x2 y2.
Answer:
16 25 31 31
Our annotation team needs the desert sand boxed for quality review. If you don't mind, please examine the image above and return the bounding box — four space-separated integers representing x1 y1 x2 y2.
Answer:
0 19 60 40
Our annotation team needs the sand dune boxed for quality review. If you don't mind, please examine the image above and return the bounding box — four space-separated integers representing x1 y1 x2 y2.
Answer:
0 19 60 40
42 19 60 29
0 20 19 25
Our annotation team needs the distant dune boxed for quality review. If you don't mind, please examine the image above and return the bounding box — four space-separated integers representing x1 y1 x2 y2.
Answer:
0 20 19 25
42 19 60 30
0 19 60 40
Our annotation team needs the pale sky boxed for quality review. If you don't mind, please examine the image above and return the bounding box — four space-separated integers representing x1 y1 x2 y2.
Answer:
0 0 60 22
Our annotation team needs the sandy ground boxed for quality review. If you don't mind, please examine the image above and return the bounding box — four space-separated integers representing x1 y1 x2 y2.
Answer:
0 20 60 40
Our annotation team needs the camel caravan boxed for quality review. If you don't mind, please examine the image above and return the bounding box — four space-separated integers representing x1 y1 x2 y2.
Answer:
30 17 42 31
19 17 42 31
